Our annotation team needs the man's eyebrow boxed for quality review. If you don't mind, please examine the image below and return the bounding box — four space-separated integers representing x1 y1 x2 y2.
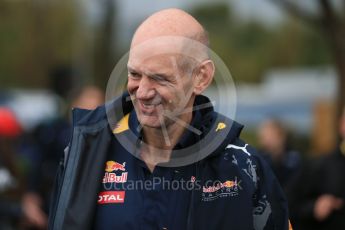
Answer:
149 72 169 77
128 66 171 79
127 66 138 72
147 72 173 81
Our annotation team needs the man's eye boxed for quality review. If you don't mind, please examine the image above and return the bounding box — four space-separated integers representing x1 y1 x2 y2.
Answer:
152 75 166 82
129 72 140 78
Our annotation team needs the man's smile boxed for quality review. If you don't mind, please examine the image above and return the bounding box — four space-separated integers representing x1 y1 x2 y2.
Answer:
137 100 162 115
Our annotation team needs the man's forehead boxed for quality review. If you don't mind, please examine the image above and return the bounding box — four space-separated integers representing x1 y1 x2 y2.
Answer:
128 36 207 67
130 36 184 57
128 53 180 75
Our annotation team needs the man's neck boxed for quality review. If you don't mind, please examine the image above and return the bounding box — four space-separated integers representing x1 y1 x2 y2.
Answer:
140 111 193 172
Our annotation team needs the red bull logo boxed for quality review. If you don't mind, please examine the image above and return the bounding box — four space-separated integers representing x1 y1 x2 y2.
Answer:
102 172 128 183
203 180 238 193
105 161 126 172
223 180 236 188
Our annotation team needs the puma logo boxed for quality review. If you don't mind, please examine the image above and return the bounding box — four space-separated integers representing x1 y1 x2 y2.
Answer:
226 144 251 156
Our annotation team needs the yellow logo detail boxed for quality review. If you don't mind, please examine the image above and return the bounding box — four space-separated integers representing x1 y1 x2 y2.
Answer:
113 114 130 134
215 122 226 132
223 180 235 188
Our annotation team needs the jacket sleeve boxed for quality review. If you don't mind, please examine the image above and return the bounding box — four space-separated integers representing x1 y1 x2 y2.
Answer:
250 147 290 230
47 145 68 229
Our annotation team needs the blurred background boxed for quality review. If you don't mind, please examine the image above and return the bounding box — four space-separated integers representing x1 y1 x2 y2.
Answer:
0 0 344 229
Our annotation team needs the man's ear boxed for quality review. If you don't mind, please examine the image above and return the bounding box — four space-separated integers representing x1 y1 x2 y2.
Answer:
193 60 215 95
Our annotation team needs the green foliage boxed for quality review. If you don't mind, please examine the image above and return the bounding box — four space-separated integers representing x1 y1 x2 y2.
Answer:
0 1 334 89
0 1 80 89
192 3 332 83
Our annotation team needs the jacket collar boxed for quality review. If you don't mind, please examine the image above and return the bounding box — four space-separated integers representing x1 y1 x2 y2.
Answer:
71 91 244 161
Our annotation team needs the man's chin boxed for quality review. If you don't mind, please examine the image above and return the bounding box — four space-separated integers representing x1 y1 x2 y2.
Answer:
137 116 163 129
141 123 162 129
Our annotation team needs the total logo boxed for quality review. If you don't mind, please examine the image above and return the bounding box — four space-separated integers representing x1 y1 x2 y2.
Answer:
98 191 125 204
103 161 128 183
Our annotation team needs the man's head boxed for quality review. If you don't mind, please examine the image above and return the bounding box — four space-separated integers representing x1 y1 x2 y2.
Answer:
71 86 104 110
258 119 287 158
127 9 214 128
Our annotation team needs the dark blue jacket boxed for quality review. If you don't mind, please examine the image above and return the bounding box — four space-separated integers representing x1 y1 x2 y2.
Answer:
48 93 289 230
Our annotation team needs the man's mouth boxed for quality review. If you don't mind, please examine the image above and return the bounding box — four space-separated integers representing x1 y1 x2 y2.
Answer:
138 101 161 114
141 103 155 109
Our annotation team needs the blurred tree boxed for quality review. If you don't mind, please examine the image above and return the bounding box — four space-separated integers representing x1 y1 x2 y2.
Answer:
192 3 332 83
270 0 345 135
0 1 81 89
192 4 272 83
269 18 332 67
93 0 117 88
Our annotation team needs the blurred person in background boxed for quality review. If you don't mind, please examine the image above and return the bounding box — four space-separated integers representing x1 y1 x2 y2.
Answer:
69 86 105 111
24 66 78 228
288 108 345 230
257 119 301 190
0 107 46 229
23 65 98 221
26 85 104 228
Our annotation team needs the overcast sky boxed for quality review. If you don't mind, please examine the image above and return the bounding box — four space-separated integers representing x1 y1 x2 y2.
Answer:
118 0 286 40
83 0 289 46
115 0 286 24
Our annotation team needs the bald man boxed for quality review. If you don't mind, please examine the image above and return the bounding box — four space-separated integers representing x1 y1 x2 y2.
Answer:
48 9 290 230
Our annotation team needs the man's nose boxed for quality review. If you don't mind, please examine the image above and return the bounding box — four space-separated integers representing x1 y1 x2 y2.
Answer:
136 76 155 99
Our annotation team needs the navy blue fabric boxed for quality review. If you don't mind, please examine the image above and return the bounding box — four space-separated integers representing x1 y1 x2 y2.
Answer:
94 146 195 229
48 93 289 230
94 111 201 230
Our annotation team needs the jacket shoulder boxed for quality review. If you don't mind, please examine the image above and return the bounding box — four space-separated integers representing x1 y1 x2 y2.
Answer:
215 137 279 192
72 105 106 126
72 92 131 127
